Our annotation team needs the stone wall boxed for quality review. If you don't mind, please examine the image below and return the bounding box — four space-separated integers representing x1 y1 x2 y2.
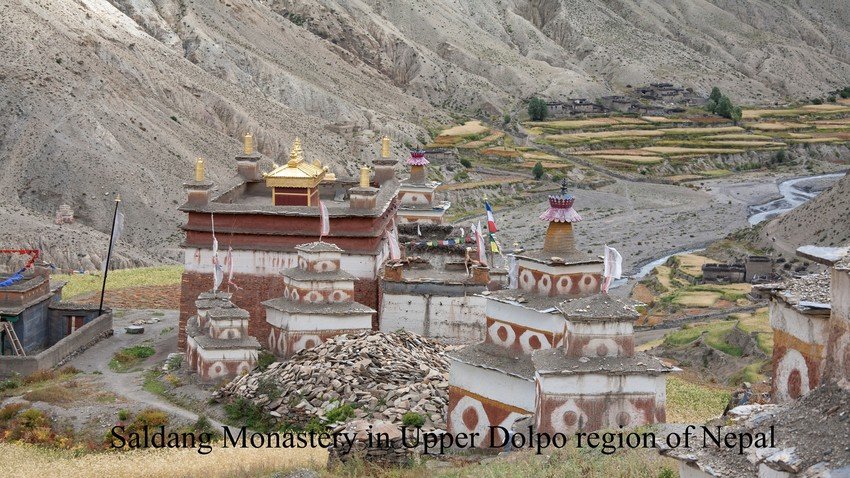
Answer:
0 312 113 377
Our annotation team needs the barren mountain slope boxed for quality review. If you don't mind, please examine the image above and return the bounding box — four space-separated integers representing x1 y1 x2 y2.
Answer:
761 172 850 254
1 0 849 269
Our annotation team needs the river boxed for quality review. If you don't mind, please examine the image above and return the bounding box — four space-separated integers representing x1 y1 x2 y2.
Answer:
615 172 846 287
747 172 846 225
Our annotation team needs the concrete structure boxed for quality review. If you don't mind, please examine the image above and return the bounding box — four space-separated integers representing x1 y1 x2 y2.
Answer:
178 134 399 349
447 182 666 447
54 204 74 224
396 150 450 224
185 291 260 382
263 242 374 358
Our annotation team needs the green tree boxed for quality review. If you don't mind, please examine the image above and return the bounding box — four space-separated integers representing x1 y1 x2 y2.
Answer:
532 161 545 180
527 97 548 121
715 96 734 118
709 87 722 104
705 99 717 114
730 106 742 124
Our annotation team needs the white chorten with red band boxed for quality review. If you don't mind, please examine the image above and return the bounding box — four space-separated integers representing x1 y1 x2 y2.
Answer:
396 150 450 224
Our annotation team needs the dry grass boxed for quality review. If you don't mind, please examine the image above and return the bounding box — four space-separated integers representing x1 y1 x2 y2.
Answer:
672 291 722 307
521 151 561 161
590 155 662 164
703 133 772 140
572 148 658 156
641 146 745 155
656 126 744 135
701 140 782 147
439 120 489 137
666 377 730 423
459 131 504 149
640 116 679 123
676 254 717 276
480 146 522 157
800 104 850 112
745 122 813 131
437 178 528 191
0 443 326 478
526 117 621 130
54 265 183 300
548 129 663 142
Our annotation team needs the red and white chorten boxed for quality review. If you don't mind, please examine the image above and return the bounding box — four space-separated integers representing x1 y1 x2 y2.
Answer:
178 135 399 350
185 290 260 382
396 150 449 224
447 182 673 446
263 241 374 358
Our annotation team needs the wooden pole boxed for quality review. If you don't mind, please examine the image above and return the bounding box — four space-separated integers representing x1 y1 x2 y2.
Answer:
98 195 121 316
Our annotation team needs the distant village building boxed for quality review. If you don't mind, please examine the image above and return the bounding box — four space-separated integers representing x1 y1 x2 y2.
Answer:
54 204 74 224
702 263 746 283
546 99 607 117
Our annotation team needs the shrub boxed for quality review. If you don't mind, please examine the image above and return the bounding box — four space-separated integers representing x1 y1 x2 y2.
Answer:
224 398 273 432
109 345 156 372
132 408 169 429
24 369 56 384
527 97 548 121
117 409 130 421
812 97 823 105
0 403 25 422
658 467 675 478
402 412 425 428
503 113 511 124
532 161 545 180
17 408 48 430
453 170 469 181
459 157 472 168
256 351 276 371
194 415 214 434
827 95 837 103
0 376 22 391
325 403 355 424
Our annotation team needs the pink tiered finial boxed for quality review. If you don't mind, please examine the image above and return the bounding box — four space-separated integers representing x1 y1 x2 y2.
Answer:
407 150 430 166
539 178 582 223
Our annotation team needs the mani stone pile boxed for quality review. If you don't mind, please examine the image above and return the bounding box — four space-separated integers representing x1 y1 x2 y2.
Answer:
217 331 450 429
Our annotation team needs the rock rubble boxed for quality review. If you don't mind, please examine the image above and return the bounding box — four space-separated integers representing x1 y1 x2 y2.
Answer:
217 331 451 429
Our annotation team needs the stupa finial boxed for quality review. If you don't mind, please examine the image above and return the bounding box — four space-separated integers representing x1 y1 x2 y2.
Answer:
194 158 205 182
243 132 254 155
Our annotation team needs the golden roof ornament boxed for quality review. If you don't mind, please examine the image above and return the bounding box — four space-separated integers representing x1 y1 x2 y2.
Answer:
381 136 391 158
243 132 254 155
264 138 326 189
194 158 205 182
359 165 371 188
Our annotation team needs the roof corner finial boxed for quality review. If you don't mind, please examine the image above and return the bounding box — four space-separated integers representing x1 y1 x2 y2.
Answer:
381 136 391 158
293 137 303 162
359 165 371 188
560 178 569 196
194 158 205 182
243 132 254 155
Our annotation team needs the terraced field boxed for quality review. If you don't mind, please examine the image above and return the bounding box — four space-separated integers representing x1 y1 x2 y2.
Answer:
526 100 850 180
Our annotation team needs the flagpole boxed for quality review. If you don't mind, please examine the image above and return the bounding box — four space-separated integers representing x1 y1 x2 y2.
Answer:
98 194 121 316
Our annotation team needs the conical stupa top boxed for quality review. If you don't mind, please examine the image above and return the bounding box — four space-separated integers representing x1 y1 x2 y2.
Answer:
407 150 429 166
540 178 581 223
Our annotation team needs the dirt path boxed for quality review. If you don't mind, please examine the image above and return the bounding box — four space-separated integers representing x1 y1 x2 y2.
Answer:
67 309 226 429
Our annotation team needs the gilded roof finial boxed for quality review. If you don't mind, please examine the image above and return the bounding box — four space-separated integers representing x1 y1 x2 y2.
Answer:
194 158 205 182
381 136 391 158
359 165 371 188
243 132 254 155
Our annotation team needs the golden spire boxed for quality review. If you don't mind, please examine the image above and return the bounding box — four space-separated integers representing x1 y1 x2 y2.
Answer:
381 136 391 158
194 158 205 182
243 132 254 155
359 165 371 188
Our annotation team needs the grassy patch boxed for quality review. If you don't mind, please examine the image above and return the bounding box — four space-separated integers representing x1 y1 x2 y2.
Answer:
54 266 183 300
109 344 156 372
666 376 731 423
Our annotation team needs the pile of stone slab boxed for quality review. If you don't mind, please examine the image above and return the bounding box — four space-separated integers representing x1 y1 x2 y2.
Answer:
217 331 451 429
